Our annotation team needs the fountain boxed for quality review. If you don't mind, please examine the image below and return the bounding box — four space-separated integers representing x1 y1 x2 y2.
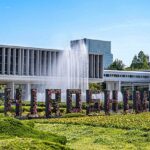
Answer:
38 40 89 101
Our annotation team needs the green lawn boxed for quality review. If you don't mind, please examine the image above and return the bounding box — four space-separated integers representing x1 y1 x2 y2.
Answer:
32 112 150 150
0 116 70 150
0 112 150 150
35 123 150 150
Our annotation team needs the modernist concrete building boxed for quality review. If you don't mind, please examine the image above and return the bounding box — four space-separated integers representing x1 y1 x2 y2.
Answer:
0 45 61 76
71 38 113 69
1 38 149 100
0 45 62 99
0 39 109 99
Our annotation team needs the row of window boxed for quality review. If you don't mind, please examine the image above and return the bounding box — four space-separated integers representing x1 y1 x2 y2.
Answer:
104 74 150 79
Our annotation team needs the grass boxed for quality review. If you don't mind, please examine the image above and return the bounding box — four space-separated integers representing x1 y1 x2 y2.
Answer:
0 110 150 149
35 123 150 150
32 112 150 131
0 116 70 150
31 112 150 150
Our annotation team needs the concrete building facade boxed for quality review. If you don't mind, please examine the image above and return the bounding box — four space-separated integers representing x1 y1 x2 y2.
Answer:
71 38 113 69
2 39 144 100
0 45 61 77
0 41 106 99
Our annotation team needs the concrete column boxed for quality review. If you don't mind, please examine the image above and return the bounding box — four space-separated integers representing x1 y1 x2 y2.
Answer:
114 81 121 91
21 49 24 75
91 54 93 78
7 82 15 99
39 51 42 76
2 48 5 74
7 48 11 75
131 83 134 100
97 55 100 78
132 84 134 92
43 51 47 75
95 55 99 78
51 52 56 76
25 83 31 100
26 49 29 75
54 52 57 76
99 55 103 78
18 49 22 75
93 55 95 78
89 55 92 78
106 82 112 91
36 50 39 75
48 51 51 76
31 50 34 75
118 81 121 91
13 48 16 75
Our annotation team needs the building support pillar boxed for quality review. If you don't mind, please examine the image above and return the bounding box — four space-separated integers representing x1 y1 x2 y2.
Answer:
91 55 93 78
149 83 150 91
97 55 100 78
106 82 114 91
18 49 22 75
2 48 5 74
54 52 57 76
48 52 51 76
114 81 121 91
26 49 29 75
99 55 103 78
21 49 24 75
7 48 11 75
43 51 47 75
6 82 15 99
131 83 134 101
36 50 39 75
31 50 34 75
39 51 42 76
93 55 95 78
25 83 31 100
13 48 16 75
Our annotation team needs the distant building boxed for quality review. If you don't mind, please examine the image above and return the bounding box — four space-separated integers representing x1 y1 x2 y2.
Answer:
70 38 113 69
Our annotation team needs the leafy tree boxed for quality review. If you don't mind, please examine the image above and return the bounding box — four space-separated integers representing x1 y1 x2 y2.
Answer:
89 83 103 91
130 51 150 70
108 59 125 70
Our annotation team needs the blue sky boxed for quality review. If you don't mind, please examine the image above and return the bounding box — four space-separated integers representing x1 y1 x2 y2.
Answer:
0 0 150 66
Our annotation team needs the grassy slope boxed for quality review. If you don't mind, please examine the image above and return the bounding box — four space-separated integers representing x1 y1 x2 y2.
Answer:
33 112 150 150
0 116 70 150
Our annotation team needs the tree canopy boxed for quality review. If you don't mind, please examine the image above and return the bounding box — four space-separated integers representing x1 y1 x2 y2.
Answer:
130 51 150 70
108 51 150 71
108 59 125 70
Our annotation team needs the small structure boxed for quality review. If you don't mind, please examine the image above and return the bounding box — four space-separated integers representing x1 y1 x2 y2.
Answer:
66 89 82 113
112 90 118 112
86 90 101 115
141 91 148 112
29 89 38 118
133 91 142 113
123 90 130 113
15 89 22 117
104 90 111 115
45 89 61 118
4 88 11 116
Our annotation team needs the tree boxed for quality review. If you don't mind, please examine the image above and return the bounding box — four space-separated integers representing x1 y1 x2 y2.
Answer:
130 50 150 70
108 59 125 70
89 83 103 91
